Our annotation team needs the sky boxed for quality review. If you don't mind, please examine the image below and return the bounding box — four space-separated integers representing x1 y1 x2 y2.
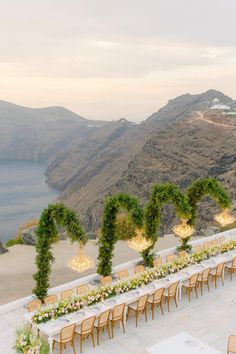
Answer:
0 0 236 122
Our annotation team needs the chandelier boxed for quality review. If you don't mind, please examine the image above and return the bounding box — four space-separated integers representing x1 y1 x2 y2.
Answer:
68 243 94 273
127 229 152 252
172 219 194 239
214 209 235 227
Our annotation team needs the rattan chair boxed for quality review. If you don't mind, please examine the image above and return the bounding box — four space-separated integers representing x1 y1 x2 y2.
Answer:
147 287 164 319
163 281 179 312
211 239 219 247
219 236 226 244
203 241 211 250
197 268 211 295
153 257 162 267
52 324 76 354
227 335 236 354
134 264 145 274
76 284 89 296
94 309 111 345
194 244 202 252
225 257 236 281
166 254 177 263
127 294 149 327
179 251 188 258
117 269 129 280
75 315 96 353
100 275 112 286
109 303 126 338
61 289 74 300
210 262 225 288
44 295 58 306
182 273 199 301
27 299 42 313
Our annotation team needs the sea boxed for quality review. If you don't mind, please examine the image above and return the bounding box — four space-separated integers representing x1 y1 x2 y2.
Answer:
0 160 59 242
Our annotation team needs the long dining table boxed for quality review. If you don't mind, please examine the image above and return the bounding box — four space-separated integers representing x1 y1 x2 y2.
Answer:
24 249 236 354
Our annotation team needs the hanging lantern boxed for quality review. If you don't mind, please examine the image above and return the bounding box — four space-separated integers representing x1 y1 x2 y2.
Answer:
127 228 152 252
214 209 235 227
68 243 94 273
173 219 194 239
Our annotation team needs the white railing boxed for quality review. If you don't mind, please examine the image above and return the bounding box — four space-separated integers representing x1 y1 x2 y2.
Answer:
0 228 235 316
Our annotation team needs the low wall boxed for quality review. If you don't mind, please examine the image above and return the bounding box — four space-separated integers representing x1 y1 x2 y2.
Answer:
0 228 235 315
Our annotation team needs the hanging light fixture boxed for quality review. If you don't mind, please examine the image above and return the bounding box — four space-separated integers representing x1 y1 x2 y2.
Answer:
172 219 194 239
68 243 94 273
214 209 235 227
127 228 152 253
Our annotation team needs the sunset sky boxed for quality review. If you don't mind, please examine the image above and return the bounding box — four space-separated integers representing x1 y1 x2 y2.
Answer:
0 0 236 121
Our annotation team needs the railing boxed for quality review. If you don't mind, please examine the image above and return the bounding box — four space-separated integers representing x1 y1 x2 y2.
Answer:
0 228 235 315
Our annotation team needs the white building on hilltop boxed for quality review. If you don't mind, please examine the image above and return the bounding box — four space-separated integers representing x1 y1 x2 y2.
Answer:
210 97 231 111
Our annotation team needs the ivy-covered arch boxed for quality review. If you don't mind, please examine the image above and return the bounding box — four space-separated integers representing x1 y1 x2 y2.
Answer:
33 203 87 300
143 184 192 266
97 193 143 276
187 177 231 224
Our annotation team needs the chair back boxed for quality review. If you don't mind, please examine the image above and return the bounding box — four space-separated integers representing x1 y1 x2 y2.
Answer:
153 287 164 302
200 267 211 281
203 241 211 250
219 236 226 244
81 316 96 334
232 257 236 268
76 284 89 296
111 303 125 321
60 324 76 342
153 258 162 267
134 264 145 274
97 309 110 326
228 335 236 354
101 275 112 286
137 294 149 310
118 269 129 280
216 262 224 275
189 273 199 286
27 299 42 313
44 295 57 306
168 281 179 296
194 244 202 252
61 289 74 300
211 239 218 246
179 251 188 258
166 254 176 263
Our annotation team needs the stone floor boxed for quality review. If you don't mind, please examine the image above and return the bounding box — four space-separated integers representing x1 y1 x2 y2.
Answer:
1 275 236 354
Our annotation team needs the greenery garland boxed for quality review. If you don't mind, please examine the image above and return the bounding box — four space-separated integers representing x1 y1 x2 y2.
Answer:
97 193 143 276
143 183 192 267
33 203 87 300
187 177 231 225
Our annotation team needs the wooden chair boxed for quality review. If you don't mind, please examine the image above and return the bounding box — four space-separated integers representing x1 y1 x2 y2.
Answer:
94 309 111 345
75 315 96 353
225 257 236 281
194 244 202 252
203 241 211 250
163 281 179 312
211 239 219 247
197 268 211 295
219 236 226 244
179 251 188 258
117 269 129 280
76 284 89 296
27 299 42 313
210 262 225 288
134 264 145 274
227 335 236 354
182 274 199 301
61 289 74 300
44 295 57 306
147 287 164 319
127 294 149 327
153 257 162 267
100 275 112 286
166 254 177 263
109 303 126 338
52 324 76 354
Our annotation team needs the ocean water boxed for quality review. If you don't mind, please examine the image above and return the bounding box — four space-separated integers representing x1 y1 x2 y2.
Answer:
0 160 59 242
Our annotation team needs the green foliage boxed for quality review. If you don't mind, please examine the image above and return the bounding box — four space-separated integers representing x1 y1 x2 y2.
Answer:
143 183 192 267
6 238 23 247
33 203 87 300
97 193 143 276
176 237 193 252
187 177 231 225
15 327 49 353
